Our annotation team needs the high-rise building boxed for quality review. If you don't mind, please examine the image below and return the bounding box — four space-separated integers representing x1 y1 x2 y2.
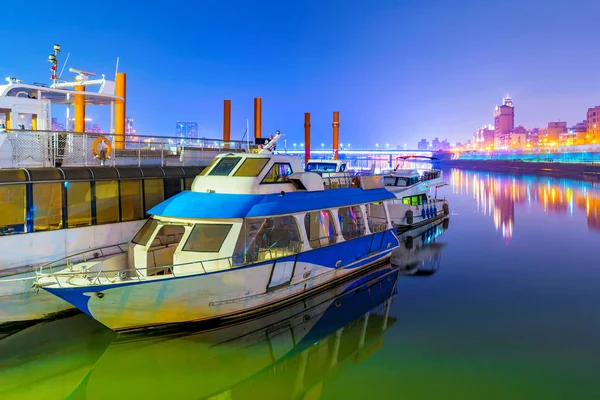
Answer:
186 122 198 140
125 117 136 142
175 121 199 140
494 95 515 135
474 124 495 149
587 106 600 143
417 139 429 150
51 117 64 131
175 121 186 139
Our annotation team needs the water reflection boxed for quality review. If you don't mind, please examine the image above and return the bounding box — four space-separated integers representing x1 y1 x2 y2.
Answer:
449 168 600 241
0 219 449 400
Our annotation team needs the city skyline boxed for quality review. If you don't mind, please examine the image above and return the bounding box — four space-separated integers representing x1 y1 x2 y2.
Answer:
2 1 599 147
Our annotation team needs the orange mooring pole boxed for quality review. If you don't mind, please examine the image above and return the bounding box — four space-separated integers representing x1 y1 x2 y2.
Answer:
74 84 86 132
254 97 262 139
114 72 126 150
332 111 340 160
304 112 311 165
223 99 231 148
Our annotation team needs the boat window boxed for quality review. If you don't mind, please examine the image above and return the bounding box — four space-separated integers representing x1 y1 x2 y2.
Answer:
338 206 365 240
184 178 193 191
208 157 242 176
199 158 219 176
144 179 165 213
306 162 338 172
383 177 397 186
149 224 186 248
132 218 159 246
402 194 427 206
95 181 119 224
233 158 270 177
304 210 337 249
183 224 232 252
233 216 302 264
0 184 26 235
395 177 408 187
66 181 92 228
32 183 63 231
261 163 293 184
120 180 144 221
340 164 347 172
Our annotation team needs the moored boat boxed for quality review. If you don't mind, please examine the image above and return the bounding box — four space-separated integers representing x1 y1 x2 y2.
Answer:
304 157 450 230
35 134 401 331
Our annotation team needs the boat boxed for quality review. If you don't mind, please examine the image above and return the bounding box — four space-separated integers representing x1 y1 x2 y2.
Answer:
0 45 245 326
34 133 401 331
305 157 450 230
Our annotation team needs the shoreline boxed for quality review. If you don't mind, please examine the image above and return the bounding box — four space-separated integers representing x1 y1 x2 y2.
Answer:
438 159 600 180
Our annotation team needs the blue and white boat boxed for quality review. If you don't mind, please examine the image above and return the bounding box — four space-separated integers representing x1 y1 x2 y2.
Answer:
35 134 401 331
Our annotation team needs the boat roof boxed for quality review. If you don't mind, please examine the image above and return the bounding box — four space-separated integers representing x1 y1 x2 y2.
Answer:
0 82 122 106
384 169 420 178
148 187 396 219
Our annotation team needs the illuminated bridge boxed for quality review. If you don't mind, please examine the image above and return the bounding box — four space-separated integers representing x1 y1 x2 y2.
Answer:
274 148 435 169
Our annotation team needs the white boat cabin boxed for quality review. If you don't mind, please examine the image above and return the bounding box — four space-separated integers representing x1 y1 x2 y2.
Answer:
124 152 395 278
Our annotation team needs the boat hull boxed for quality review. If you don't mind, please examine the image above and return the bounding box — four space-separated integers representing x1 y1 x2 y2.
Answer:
44 230 400 331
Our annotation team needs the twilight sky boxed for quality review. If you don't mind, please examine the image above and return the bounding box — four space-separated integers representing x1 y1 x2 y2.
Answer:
1 0 599 148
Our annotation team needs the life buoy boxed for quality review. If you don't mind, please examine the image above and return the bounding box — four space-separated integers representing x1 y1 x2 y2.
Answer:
443 203 449 216
351 177 360 188
405 209 414 225
92 137 112 160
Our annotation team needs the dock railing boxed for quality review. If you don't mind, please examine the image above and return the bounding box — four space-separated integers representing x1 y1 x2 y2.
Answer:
0 129 247 168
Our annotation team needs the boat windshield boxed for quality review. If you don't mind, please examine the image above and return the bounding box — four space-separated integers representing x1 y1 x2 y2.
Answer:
132 218 159 246
208 157 242 176
306 162 339 172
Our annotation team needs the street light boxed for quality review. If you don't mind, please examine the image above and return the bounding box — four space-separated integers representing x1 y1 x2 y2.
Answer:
293 143 297 148
321 143 324 148
375 143 379 148
385 143 389 148
300 143 304 147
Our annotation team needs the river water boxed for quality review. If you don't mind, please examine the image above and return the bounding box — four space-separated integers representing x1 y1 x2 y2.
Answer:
1 168 599 399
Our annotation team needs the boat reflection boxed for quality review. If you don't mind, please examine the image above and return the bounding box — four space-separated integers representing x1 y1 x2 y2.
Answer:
449 168 600 241
393 217 449 276
0 314 116 400
68 263 400 399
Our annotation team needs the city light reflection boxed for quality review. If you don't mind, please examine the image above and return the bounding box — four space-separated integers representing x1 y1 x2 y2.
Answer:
449 169 600 242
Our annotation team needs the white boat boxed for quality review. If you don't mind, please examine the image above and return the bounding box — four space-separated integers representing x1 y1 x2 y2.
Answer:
305 158 450 229
35 133 401 331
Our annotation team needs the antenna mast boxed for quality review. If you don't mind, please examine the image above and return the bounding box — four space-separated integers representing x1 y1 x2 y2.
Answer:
47 44 61 87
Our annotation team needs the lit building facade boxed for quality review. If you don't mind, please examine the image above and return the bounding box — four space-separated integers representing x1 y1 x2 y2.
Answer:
586 106 600 143
494 95 515 148
417 139 429 150
473 124 495 150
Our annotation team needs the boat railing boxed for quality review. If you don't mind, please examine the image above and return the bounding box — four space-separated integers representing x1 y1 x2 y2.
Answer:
0 129 247 168
419 169 443 182
36 243 130 275
34 244 309 288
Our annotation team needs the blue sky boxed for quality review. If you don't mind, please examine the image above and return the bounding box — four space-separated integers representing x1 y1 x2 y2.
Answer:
1 0 598 147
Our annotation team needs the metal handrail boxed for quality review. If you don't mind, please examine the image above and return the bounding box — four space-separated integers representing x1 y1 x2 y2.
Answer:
35 243 307 288
37 243 129 274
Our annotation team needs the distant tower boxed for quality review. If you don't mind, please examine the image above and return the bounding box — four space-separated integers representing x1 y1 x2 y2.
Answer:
494 95 515 147
186 121 198 140
125 117 136 141
175 121 187 139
